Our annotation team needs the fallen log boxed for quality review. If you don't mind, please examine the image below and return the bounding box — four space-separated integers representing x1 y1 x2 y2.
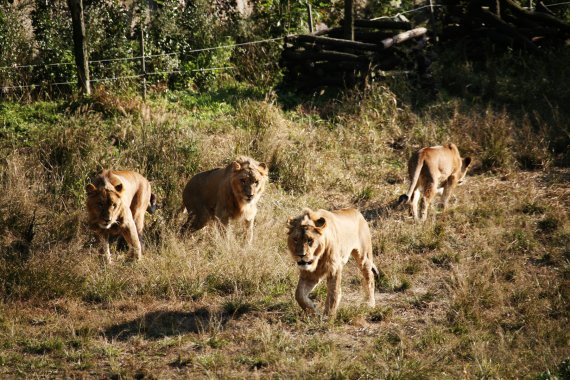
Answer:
380 27 428 49
327 28 396 42
536 1 556 16
309 60 370 71
281 48 371 63
354 19 412 30
517 26 561 37
312 28 333 36
478 9 541 52
501 0 570 32
291 34 382 52
503 13 542 29
287 27 428 52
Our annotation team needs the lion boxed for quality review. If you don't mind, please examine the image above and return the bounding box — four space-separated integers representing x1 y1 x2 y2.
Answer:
181 156 269 242
86 170 157 263
398 143 472 221
287 208 379 317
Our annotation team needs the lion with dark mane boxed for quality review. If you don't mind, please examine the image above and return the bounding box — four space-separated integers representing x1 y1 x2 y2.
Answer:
181 156 268 242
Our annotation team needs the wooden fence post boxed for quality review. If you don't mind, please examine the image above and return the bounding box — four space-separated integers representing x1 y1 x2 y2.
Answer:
307 2 314 33
67 0 91 95
343 0 354 40
140 25 146 101
139 0 147 101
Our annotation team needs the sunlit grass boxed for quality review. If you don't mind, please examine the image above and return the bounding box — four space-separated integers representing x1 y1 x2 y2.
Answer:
0 82 568 378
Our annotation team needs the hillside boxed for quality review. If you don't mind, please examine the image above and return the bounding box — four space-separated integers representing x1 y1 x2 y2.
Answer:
0 78 569 378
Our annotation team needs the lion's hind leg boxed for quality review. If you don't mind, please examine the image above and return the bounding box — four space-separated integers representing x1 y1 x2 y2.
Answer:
421 182 437 221
181 206 211 233
410 189 421 221
441 175 458 210
352 249 376 307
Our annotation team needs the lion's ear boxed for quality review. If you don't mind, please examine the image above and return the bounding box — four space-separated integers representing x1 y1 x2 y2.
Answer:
286 217 295 230
85 183 97 196
314 217 327 233
258 162 269 176
232 161 241 171
114 183 123 193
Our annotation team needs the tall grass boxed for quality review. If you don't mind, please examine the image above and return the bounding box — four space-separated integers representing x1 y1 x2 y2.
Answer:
0 81 568 378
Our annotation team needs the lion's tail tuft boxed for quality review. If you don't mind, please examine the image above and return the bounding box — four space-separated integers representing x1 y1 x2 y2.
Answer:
371 263 380 278
148 194 158 214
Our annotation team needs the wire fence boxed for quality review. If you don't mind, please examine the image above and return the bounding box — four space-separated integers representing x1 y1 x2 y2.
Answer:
2 1 568 94
0 36 285 94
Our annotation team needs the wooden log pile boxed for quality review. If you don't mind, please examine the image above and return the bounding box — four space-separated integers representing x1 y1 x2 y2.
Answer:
280 20 430 90
442 0 570 53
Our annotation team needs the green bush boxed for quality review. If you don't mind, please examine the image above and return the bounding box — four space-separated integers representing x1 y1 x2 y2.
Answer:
31 0 75 97
0 2 36 98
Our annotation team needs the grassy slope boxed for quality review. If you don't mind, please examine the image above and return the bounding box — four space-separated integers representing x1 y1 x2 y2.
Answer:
0 80 569 378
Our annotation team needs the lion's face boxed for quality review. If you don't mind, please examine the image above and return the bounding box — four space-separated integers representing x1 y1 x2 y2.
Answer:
86 182 124 230
287 211 327 272
230 160 268 204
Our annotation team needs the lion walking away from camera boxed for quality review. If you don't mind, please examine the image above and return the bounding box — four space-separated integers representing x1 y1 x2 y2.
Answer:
399 143 472 222
86 170 157 263
181 156 269 242
287 208 379 317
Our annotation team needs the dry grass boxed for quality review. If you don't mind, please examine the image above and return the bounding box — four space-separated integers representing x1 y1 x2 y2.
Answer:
0 84 568 378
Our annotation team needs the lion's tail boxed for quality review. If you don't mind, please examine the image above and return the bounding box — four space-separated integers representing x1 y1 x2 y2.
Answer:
147 193 158 214
371 263 380 278
398 152 425 205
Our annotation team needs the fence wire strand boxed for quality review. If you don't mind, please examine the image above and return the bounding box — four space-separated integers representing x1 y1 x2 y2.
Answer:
0 36 284 71
1 36 283 92
1 65 240 90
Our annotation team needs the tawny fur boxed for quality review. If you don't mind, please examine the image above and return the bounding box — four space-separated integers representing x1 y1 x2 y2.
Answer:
399 143 472 221
86 170 156 263
287 208 379 317
181 156 268 242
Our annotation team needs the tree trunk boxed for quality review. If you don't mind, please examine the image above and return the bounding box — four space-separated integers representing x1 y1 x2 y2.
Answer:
344 0 354 40
67 0 91 96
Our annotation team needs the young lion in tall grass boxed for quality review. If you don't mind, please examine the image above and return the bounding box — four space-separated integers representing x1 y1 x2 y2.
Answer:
399 143 472 221
181 156 269 242
85 170 157 263
287 208 379 317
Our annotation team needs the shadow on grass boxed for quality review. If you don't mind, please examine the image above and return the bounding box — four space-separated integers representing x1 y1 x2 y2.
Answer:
104 299 263 341
104 307 228 341
362 199 403 224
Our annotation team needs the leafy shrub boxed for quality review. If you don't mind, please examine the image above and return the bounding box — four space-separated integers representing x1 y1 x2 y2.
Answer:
30 0 75 97
150 0 235 91
85 0 136 92
0 1 36 99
